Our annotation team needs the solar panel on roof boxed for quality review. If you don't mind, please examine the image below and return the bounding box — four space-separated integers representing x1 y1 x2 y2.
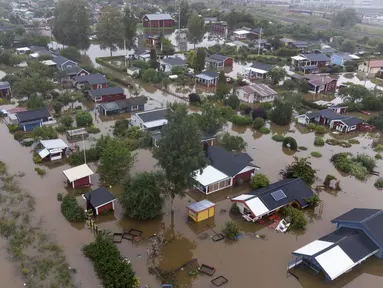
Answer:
271 189 287 201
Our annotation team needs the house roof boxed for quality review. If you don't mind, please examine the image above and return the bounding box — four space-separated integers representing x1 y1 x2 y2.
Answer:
83 187 116 209
41 60 56 66
16 108 51 123
332 52 354 61
365 59 383 68
63 164 94 183
196 71 219 80
144 13 173 21
52 55 76 67
280 37 294 43
136 108 169 123
207 146 254 177
332 208 383 247
116 96 147 109
291 41 308 48
341 116 363 126
305 109 363 126
206 54 230 63
293 227 379 280
88 87 124 98
161 57 186 66
100 101 120 111
249 62 271 72
30 45 48 53
307 75 336 87
0 81 10 89
187 199 215 213
193 165 230 186
302 53 330 62
74 74 107 85
237 84 278 98
40 139 68 150
63 65 87 76
233 29 251 35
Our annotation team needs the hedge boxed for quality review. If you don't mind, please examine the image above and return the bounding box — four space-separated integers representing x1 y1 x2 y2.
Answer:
231 115 253 126
60 194 85 222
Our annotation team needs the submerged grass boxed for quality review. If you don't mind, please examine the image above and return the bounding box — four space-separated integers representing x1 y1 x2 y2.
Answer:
0 160 75 287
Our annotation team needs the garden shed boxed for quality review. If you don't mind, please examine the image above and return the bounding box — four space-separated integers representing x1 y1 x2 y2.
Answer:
83 187 116 215
63 164 94 188
187 200 216 223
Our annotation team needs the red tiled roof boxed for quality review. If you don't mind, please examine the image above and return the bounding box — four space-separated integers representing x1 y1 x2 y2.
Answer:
367 60 383 68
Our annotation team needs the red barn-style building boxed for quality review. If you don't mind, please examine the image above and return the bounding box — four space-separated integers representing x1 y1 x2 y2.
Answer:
83 187 116 216
142 14 174 28
88 87 125 103
63 164 94 188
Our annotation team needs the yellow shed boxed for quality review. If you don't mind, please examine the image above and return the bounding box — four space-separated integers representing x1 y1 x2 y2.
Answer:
187 199 216 223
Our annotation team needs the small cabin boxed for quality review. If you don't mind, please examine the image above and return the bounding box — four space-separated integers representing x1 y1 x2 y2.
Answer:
83 187 116 216
63 164 94 188
187 200 216 223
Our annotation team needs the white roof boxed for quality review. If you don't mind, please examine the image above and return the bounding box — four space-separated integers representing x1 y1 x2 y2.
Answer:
294 240 334 256
315 246 354 280
349 54 360 60
232 194 253 201
17 47 31 51
245 197 269 217
38 148 50 159
291 55 306 61
63 164 94 182
143 119 168 129
41 60 56 66
193 165 229 186
234 30 250 35
40 139 68 150
245 67 268 74
30 53 39 58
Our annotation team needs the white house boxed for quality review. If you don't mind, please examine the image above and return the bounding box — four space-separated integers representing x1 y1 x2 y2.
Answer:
37 139 69 161
159 57 187 73
236 83 278 103
130 108 169 130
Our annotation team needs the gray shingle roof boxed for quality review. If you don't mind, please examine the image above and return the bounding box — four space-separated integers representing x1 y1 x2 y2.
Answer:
88 87 124 98
75 74 107 85
249 62 271 72
16 108 51 123
0 81 10 89
302 53 330 62
161 57 186 66
144 13 173 21
84 187 115 208
332 208 382 224
63 66 87 76
116 96 147 109
196 71 219 80
52 56 76 67
100 101 120 111
237 83 277 98
206 54 230 63
136 108 169 123
207 146 253 177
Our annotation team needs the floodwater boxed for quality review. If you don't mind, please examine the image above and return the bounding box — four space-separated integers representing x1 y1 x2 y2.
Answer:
1 93 383 288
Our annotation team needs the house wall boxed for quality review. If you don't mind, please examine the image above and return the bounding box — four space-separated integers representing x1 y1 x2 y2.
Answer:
73 176 90 188
100 93 126 103
255 93 276 103
224 58 233 66
232 168 255 186
143 18 174 27
91 83 108 90
61 61 77 71
236 90 254 103
130 114 143 128
0 87 11 98
21 121 42 131
96 202 114 215
326 80 337 93
188 209 198 222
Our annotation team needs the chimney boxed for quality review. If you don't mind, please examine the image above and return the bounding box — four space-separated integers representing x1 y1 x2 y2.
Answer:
203 141 209 157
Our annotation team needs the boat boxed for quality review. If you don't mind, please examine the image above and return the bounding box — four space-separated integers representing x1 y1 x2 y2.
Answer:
360 110 371 115
275 219 290 233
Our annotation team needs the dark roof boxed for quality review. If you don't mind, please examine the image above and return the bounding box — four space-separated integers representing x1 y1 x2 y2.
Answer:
116 96 147 109
136 108 169 123
63 66 87 76
305 110 362 127
332 52 354 61
332 208 381 224
161 57 186 66
100 102 120 111
290 73 305 80
341 116 363 126
291 41 308 48
364 212 383 247
88 87 124 98
16 108 51 123
196 71 219 79
250 62 271 72
247 178 314 210
0 81 10 89
207 146 253 177
201 131 216 141
53 56 76 67
0 24 16 32
302 53 330 62
74 74 107 85
30 45 48 53
84 187 116 208
206 54 230 62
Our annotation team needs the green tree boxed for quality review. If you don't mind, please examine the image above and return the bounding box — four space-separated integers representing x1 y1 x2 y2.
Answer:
251 173 270 190
271 100 293 125
153 104 207 210
53 101 63 114
187 12 205 48
340 40 355 53
27 94 45 109
0 31 15 49
120 172 165 220
216 71 228 99
52 0 90 50
60 46 81 62
61 194 85 222
98 138 134 185
123 7 137 49
284 206 307 229
12 74 55 98
60 115 73 127
220 133 247 151
161 37 175 55
96 6 124 56
194 47 206 72
332 8 359 28
149 48 158 69
281 156 317 185
225 94 240 110
186 50 196 67
376 42 383 54
338 84 370 103
179 0 191 28
253 117 265 129
75 111 93 127
282 136 298 150
199 102 226 135
269 67 285 85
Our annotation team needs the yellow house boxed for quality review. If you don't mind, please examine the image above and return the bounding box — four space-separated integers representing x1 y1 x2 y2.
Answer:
187 200 216 223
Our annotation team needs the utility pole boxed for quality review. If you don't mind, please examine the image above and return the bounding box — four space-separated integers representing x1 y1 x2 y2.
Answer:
258 27 262 56
82 132 86 164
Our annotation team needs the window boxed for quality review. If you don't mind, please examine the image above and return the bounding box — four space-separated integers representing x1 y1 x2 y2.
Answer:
131 105 139 111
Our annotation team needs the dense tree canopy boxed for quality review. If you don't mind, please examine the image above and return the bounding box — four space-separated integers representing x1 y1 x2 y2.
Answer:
187 12 205 47
332 8 359 28
271 100 293 126
123 7 137 49
199 102 226 135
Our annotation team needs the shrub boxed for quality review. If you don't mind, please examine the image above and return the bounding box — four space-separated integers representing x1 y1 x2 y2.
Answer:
299 146 307 150
374 178 383 189
324 174 337 188
230 203 240 214
348 139 360 144
315 125 326 134
86 126 101 134
272 134 285 142
220 133 247 151
219 106 236 120
311 151 322 158
326 139 339 146
83 235 138 288
284 207 307 230
330 152 374 180
253 117 265 129
14 131 25 142
68 148 99 166
34 167 46 176
282 136 298 150
60 115 74 127
305 194 321 206
375 153 382 160
251 108 267 120
57 193 63 202
314 137 325 147
188 93 200 103
231 115 252 126
33 152 42 163
307 123 316 130
8 124 18 133
60 194 85 222
353 154 376 172
76 111 93 127
259 127 270 134
221 220 240 241
32 126 57 140
225 94 240 110
22 138 34 147
251 174 270 190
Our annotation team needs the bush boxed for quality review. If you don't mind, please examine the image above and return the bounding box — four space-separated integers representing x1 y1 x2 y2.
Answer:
283 207 307 230
221 220 240 241
299 146 308 150
259 127 270 134
348 139 360 144
83 235 138 288
253 117 265 129
32 126 57 140
22 138 34 147
330 152 374 180
68 148 99 166
282 137 298 150
353 154 376 172
225 94 240 110
251 174 270 190
314 137 325 147
188 93 200 103
307 123 316 130
76 111 93 127
272 134 285 142
8 124 19 133
86 126 101 134
34 167 46 176
374 178 383 189
14 131 26 142
311 151 322 158
315 125 326 134
230 203 240 214
33 152 42 163
305 194 321 206
220 133 247 151
60 194 85 222
375 153 382 160
57 193 63 202
60 115 74 127
219 106 236 120
271 101 293 126
252 108 267 120
231 115 252 126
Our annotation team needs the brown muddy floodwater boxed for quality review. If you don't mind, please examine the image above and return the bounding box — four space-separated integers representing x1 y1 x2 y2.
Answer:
1 100 383 288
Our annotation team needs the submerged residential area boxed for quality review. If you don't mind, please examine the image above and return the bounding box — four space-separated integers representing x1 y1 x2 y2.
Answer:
1 0 383 287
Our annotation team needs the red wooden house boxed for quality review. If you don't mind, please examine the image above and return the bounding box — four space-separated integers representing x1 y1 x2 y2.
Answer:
73 74 108 90
63 164 94 188
142 14 174 28
88 87 125 103
83 187 116 216
306 75 337 94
